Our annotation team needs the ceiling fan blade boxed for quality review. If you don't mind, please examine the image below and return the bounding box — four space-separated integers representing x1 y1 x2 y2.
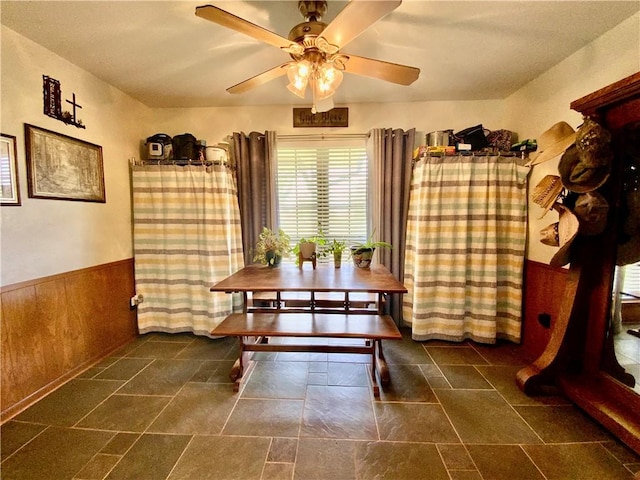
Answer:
196 4 293 49
320 0 401 49
342 54 420 86
227 63 290 94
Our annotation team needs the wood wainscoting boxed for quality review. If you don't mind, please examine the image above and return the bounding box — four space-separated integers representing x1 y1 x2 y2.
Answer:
1 259 137 423
521 260 568 361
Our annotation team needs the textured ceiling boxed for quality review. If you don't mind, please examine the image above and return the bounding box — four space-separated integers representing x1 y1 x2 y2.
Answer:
2 1 639 108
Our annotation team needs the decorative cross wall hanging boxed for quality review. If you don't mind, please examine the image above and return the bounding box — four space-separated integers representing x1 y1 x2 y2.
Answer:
43 75 86 129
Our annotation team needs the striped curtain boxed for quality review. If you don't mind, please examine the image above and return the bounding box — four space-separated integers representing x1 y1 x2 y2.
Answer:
131 164 244 337
403 154 529 344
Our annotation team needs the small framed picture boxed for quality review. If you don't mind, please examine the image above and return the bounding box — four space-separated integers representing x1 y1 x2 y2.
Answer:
0 133 21 206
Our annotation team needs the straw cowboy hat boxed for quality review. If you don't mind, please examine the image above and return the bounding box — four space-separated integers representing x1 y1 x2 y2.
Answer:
540 203 580 267
532 174 563 218
528 121 576 166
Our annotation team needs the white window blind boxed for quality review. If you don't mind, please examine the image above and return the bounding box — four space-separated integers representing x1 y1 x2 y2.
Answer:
276 137 368 262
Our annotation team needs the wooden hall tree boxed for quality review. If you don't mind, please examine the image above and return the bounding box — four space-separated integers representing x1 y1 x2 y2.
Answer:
517 72 640 455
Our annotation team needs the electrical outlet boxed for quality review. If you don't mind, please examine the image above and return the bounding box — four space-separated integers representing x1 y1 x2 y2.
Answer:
130 294 143 309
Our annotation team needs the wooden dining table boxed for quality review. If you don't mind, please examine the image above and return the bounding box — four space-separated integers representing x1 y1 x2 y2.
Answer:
210 263 407 396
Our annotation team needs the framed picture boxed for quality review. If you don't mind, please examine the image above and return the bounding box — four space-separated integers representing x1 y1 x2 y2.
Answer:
0 133 21 206
25 124 105 202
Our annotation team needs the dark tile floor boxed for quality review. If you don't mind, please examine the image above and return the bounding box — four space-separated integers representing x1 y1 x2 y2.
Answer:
2 330 640 480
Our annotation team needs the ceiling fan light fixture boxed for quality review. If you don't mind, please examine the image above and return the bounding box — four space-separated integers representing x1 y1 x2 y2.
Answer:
288 60 311 81
287 57 341 108
315 63 343 99
287 61 310 98
287 81 307 99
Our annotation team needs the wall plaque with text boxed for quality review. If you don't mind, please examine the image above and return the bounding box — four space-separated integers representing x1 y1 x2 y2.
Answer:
293 107 348 128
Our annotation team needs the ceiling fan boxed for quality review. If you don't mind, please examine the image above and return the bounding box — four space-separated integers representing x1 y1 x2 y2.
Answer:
195 0 420 112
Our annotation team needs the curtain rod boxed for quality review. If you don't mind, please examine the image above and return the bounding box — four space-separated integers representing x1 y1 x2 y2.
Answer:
277 133 368 142
130 158 234 169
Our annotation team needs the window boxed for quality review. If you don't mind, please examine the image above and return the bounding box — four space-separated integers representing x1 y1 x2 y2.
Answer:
276 136 368 262
620 262 640 300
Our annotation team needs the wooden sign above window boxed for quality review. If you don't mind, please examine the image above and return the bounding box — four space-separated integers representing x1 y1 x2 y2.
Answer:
293 108 348 128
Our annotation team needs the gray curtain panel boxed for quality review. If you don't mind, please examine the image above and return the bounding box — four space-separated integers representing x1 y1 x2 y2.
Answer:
232 131 277 266
369 128 416 324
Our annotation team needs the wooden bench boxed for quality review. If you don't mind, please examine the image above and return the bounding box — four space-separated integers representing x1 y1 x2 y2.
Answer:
212 312 402 396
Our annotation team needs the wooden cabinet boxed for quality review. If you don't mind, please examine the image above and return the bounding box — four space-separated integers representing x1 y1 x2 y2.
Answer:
517 72 640 454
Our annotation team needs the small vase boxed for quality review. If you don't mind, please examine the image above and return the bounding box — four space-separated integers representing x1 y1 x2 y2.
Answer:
351 247 374 268
265 250 282 267
334 251 342 268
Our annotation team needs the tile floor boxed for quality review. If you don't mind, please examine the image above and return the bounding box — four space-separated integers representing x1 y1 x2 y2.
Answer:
2 329 640 480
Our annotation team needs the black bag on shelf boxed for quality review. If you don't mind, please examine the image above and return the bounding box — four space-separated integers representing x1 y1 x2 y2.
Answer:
486 129 515 152
172 133 198 160
454 124 489 151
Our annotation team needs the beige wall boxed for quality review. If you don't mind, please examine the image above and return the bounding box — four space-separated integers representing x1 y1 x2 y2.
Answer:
503 12 640 264
2 12 639 286
148 100 505 152
0 26 151 285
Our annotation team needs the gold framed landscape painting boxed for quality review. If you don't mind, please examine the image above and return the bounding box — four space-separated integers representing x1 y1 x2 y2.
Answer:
25 124 105 203
0 133 21 206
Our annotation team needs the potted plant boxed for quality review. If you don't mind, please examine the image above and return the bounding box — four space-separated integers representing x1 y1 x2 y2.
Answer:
350 233 392 268
327 239 347 268
292 232 327 267
253 227 291 267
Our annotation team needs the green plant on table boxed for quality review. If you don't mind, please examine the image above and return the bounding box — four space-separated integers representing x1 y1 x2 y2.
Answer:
327 238 347 255
350 232 392 268
292 231 328 265
253 227 291 266
327 238 347 267
350 231 393 254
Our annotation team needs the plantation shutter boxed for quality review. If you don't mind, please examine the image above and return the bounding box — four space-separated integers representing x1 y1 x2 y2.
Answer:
276 136 368 262
622 262 640 299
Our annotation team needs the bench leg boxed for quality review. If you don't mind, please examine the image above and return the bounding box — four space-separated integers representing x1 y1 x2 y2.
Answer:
229 336 246 387
366 338 379 398
230 358 243 382
376 340 391 386
231 336 264 392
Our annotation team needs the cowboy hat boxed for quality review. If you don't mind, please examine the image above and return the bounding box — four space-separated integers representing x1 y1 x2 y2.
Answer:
575 117 613 168
539 203 579 267
558 144 611 193
573 191 609 236
528 121 576 166
532 175 563 218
